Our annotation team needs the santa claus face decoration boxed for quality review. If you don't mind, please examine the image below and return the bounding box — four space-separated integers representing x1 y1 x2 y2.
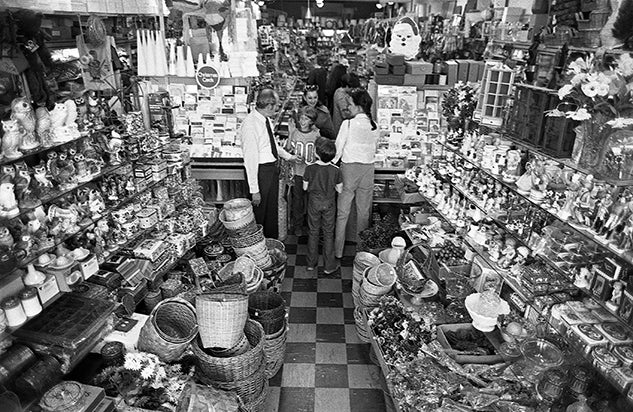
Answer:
389 17 421 60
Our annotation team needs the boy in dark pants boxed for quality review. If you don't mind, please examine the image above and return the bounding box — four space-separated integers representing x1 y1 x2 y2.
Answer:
303 138 343 274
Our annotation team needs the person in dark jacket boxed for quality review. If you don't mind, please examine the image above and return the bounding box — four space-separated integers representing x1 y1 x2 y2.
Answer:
325 63 347 113
306 54 329 106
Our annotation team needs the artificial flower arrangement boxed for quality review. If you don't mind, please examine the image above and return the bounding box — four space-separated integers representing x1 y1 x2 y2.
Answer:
550 54 633 123
441 81 480 135
93 352 193 411
549 53 633 173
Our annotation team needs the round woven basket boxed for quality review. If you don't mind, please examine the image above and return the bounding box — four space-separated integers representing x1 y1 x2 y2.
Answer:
231 225 265 249
199 359 266 405
195 292 249 350
265 238 286 252
367 263 396 288
248 292 287 335
226 220 259 238
222 198 254 221
239 380 269 412
361 266 392 296
138 298 198 362
144 290 162 311
354 306 371 343
208 333 251 358
192 319 265 382
264 321 287 379
260 249 287 291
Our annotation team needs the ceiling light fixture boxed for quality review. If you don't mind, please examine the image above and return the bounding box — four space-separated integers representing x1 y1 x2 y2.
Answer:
376 3 383 8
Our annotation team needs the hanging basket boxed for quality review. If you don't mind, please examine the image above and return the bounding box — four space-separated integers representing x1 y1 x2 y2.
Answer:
137 298 198 362
248 292 287 335
192 319 265 382
196 292 249 350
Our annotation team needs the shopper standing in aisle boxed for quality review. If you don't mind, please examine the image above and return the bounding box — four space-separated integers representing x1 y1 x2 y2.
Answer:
303 138 343 274
241 89 299 239
333 88 379 259
325 63 347 113
287 106 320 236
331 73 361 136
306 54 329 106
302 86 335 138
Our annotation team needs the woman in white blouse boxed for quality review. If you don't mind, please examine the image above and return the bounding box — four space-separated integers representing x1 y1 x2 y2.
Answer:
333 88 379 259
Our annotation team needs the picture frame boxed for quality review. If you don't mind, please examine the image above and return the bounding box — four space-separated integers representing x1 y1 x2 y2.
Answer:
232 86 247 95
591 272 612 301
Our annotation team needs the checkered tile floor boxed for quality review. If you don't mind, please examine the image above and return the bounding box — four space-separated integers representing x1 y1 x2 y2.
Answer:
263 235 387 412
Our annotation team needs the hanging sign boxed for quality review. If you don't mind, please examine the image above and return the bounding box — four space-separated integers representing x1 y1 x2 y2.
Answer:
196 65 220 89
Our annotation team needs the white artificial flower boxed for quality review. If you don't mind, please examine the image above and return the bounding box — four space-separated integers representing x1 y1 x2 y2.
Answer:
567 108 592 121
618 54 633 77
607 117 633 128
582 81 601 98
124 354 143 371
141 366 154 380
558 84 574 99
568 57 588 74
546 108 565 117
570 73 587 86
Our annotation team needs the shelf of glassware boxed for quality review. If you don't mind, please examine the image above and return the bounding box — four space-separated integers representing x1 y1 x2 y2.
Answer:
439 140 633 267
414 193 630 404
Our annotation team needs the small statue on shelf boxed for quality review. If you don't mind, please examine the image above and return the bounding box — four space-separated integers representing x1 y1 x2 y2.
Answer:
1 119 24 160
612 210 633 252
598 194 630 240
11 97 40 151
0 174 20 219
489 238 504 262
13 167 40 210
0 226 14 249
49 150 77 190
498 238 518 269
49 102 73 143
35 107 54 148
33 161 54 198
572 175 596 228
606 281 624 312
88 187 106 220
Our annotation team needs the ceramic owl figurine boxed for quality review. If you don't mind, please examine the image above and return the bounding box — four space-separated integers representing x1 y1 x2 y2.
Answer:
64 99 81 139
11 97 40 151
1 120 24 159
49 103 71 143
35 107 54 147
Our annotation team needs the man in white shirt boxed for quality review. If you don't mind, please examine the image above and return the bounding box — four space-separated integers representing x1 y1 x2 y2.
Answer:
241 89 298 239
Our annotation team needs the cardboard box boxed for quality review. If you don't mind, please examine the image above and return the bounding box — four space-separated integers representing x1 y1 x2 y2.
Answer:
78 254 99 280
467 60 480 83
385 54 405 66
446 60 458 86
403 74 426 86
456 59 469 83
36 274 60 305
436 323 504 364
390 65 406 75
374 63 389 75
374 75 404 86
406 61 434 75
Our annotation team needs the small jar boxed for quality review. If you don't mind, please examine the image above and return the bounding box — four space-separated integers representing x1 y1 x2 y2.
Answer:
536 368 566 403
19 288 41 317
568 366 591 396
2 297 26 328
592 346 620 375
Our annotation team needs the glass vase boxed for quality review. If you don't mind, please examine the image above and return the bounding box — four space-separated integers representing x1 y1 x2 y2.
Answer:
596 127 633 181
575 115 612 173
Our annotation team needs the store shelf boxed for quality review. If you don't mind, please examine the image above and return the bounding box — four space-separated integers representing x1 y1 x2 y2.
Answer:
0 134 92 167
373 198 402 204
440 141 633 267
0 291 64 343
48 38 134 50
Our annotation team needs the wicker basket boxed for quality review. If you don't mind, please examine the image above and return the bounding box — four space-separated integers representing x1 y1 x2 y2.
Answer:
208 333 251 358
354 306 371 343
264 321 287 378
198 360 266 404
248 292 287 335
239 381 268 412
226 221 259 238
265 238 286 252
230 225 265 249
144 290 162 311
137 298 198 362
192 319 265 382
260 249 287 291
222 198 254 221
367 263 396 288
196 292 249 349
353 253 380 307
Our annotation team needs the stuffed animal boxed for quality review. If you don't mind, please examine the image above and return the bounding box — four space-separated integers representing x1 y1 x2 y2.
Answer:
11 97 40 151
389 17 421 60
1 120 24 159
35 106 54 147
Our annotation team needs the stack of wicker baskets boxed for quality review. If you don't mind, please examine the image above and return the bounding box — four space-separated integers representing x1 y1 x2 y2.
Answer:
248 292 288 378
192 319 268 412
352 253 387 343
219 199 272 269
